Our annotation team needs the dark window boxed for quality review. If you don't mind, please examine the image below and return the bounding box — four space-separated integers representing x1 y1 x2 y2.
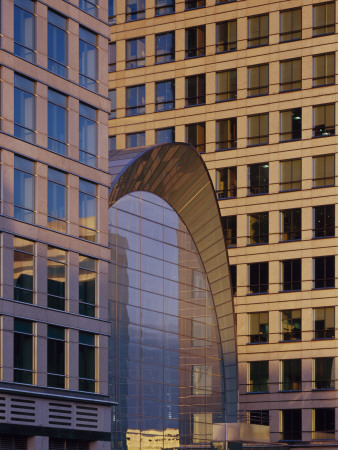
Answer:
248 163 269 195
281 309 301 341
280 108 302 141
313 53 335 86
216 118 237 150
126 132 145 148
48 89 67 156
313 2 335 36
281 208 301 241
280 58 301 91
313 408 335 440
79 255 96 317
47 325 65 388
216 0 236 3
48 9 67 78
79 331 96 392
14 74 35 143
185 26 205 58
314 256 335 289
248 361 269 392
14 318 33 384
248 14 268 47
313 155 334 187
155 0 175 15
185 0 205 9
79 27 97 92
109 136 116 151
48 247 66 310
156 127 175 144
109 42 116 72
186 122 205 153
280 159 301 191
249 262 269 294
314 357 334 390
156 79 175 111
48 168 67 233
248 212 268 244
109 0 116 23
248 64 269 96
314 205 335 238
126 84 145 115
216 69 237 101
282 259 301 291
281 409 302 441
14 237 34 303
14 155 34 223
248 312 268 343
314 307 335 339
79 0 97 16
126 0 145 21
216 20 237 52
216 167 237 199
221 215 236 247
14 0 35 62
109 89 116 119
79 102 97 167
248 411 269 426
248 114 268 146
281 359 301 391
155 31 175 63
126 38 145 69
186 74 205 106
280 8 302 42
313 104 335 137
79 179 97 242
230 265 237 296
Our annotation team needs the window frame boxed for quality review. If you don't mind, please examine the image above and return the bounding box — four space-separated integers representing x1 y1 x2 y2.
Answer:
14 0 35 63
48 9 67 78
249 262 269 294
248 312 269 344
248 113 269 146
280 58 302 92
216 20 237 53
280 208 301 242
185 74 205 107
221 215 237 247
248 212 269 245
280 159 302 192
281 259 301 292
79 255 97 317
313 154 335 187
314 307 335 339
313 104 335 137
248 64 269 97
216 166 237 200
47 246 67 311
247 14 269 48
280 8 302 42
280 108 302 142
247 162 269 196
313 53 335 87
126 84 146 116
281 309 301 341
185 26 206 59
125 37 145 69
79 26 97 92
313 204 335 238
156 79 175 111
155 31 175 64
313 2 335 37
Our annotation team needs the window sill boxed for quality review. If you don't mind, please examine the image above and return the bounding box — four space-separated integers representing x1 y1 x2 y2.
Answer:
216 49 237 55
185 54 206 60
279 389 301 393
312 184 335 189
247 242 269 246
312 32 335 38
312 287 335 291
279 339 301 343
247 341 269 345
279 138 302 143
279 289 301 293
216 147 237 151
247 142 269 147
247 44 268 49
247 292 269 296
216 97 237 103
312 388 334 391
185 6 206 11
247 192 269 197
279 88 301 93
185 103 206 108
312 337 335 341
279 189 301 193
247 93 269 98
312 82 335 88
312 134 335 139
246 391 269 394
312 235 334 240
280 38 301 43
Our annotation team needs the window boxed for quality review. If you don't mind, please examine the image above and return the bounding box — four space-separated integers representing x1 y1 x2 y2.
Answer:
48 168 67 232
14 74 35 143
79 331 96 392
14 156 34 223
185 0 205 9
281 208 301 241
47 325 66 388
248 14 268 47
191 365 212 395
79 0 97 16
109 89 116 119
314 358 334 390
126 38 145 69
216 20 237 52
126 132 145 148
155 0 174 15
156 127 175 144
248 312 268 343
280 59 301 92
186 75 205 106
126 84 145 116
314 256 335 289
280 8 302 42
249 262 268 294
314 307 335 338
281 259 301 291
248 361 268 392
248 411 269 426
109 0 116 23
248 64 269 96
126 0 145 21
14 237 34 303
79 255 96 317
216 69 237 101
14 318 33 384
313 53 335 86
313 155 334 187
313 104 335 137
156 80 175 111
221 216 236 247
109 42 116 72
216 167 237 199
79 103 97 167
248 114 268 146
14 0 34 62
248 163 269 195
313 2 335 36
185 26 205 58
79 27 97 92
314 205 335 238
281 359 301 391
48 10 67 77
216 0 236 3
109 136 116 151
155 32 175 63
248 212 268 244
79 179 97 242
281 309 301 341
48 247 66 311
280 409 302 441
216 118 237 150
230 265 236 296
280 108 302 142
280 159 301 191
313 409 335 440
48 89 67 155
186 123 205 153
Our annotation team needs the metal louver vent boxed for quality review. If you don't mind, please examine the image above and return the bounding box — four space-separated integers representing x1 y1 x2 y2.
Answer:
10 398 35 423
75 405 98 429
0 397 6 421
0 434 27 449
48 402 72 427
49 439 89 450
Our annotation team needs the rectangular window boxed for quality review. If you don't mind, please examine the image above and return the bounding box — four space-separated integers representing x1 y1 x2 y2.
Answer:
79 255 96 317
280 8 302 42
191 365 211 395
126 38 145 69
186 74 205 106
280 59 301 91
248 411 269 426
221 215 236 247
14 0 35 62
314 256 335 289
280 410 302 441
248 114 268 146
155 32 175 64
248 361 268 392
48 89 67 155
216 118 237 150
79 0 97 16
126 132 145 148
313 154 334 187
79 179 96 242
281 359 301 391
109 0 116 23
281 208 301 241
14 237 34 303
79 26 97 92
313 53 335 86
109 136 116 151
249 262 268 294
109 42 116 72
313 104 335 137
248 163 269 195
185 26 205 58
156 127 175 144
109 89 116 119
126 84 145 116
313 2 335 36
313 408 335 440
14 74 35 143
14 155 34 224
281 259 301 291
186 123 205 153
314 204 335 238
248 14 268 47
48 168 67 232
248 64 269 96
248 212 269 244
186 0 205 9
79 102 97 167
156 80 175 111
248 312 268 343
216 20 237 52
314 357 334 390
48 247 66 311
314 307 335 338
216 69 237 101
280 108 302 141
126 0 145 21
48 10 67 77
216 167 237 199
79 331 96 392
230 265 237 296
47 325 66 388
281 309 301 341
14 318 33 384
155 0 175 16
280 159 301 191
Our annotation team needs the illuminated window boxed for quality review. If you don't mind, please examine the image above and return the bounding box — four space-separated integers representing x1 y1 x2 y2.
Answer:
280 108 302 141
248 212 268 244
281 309 301 341
216 167 237 199
314 307 335 339
313 104 335 137
248 312 268 343
14 237 34 304
79 179 97 242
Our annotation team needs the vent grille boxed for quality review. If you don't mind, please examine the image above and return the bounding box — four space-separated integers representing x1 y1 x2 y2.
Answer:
49 439 89 450
75 405 98 429
0 434 27 449
48 402 72 427
10 398 35 423
0 397 6 421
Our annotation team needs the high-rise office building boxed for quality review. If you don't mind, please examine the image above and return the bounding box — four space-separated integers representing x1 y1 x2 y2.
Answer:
110 0 338 446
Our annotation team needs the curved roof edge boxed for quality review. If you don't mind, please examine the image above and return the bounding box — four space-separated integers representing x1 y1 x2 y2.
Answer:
108 143 238 422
